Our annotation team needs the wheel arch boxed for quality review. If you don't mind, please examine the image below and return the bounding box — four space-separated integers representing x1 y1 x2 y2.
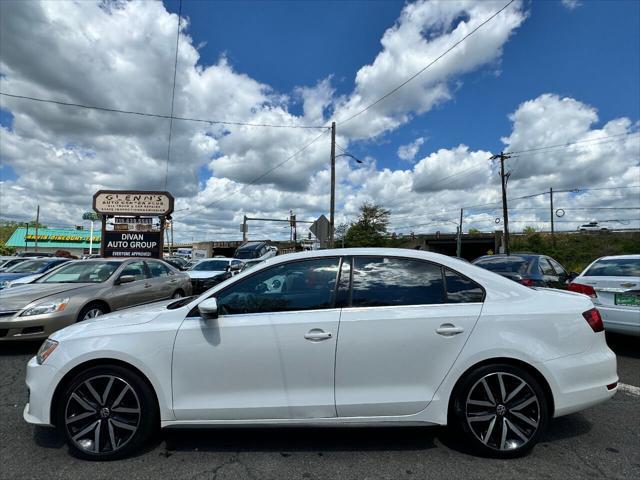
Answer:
77 299 112 320
447 357 555 422
50 358 160 427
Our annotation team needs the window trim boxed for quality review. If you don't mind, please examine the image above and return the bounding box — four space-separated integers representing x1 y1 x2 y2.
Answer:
193 256 343 317
347 255 486 309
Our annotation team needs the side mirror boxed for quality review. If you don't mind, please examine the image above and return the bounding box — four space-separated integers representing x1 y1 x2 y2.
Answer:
567 272 579 282
116 274 136 285
230 263 241 272
198 298 218 320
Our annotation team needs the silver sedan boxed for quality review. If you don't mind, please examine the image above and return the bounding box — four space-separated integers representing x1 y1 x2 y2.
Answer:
0 258 192 341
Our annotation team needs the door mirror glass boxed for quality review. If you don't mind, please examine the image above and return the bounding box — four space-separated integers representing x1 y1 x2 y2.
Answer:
229 263 242 272
198 298 218 320
116 274 136 285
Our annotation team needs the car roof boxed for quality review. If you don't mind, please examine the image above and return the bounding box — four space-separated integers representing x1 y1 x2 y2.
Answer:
474 254 538 261
237 242 266 250
596 254 640 260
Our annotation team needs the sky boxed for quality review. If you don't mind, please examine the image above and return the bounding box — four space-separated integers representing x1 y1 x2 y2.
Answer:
0 0 639 242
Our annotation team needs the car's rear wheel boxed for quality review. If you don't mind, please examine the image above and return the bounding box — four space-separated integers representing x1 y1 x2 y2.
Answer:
57 365 158 460
171 290 184 299
450 364 548 458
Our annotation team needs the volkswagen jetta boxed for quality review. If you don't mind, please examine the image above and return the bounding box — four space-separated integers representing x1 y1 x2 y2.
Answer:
23 249 617 460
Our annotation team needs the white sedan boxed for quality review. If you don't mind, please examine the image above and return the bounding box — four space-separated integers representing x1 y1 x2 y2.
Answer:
24 248 617 460
569 255 640 336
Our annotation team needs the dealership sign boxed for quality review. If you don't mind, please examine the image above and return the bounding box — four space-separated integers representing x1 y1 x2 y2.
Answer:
93 190 174 216
103 231 162 258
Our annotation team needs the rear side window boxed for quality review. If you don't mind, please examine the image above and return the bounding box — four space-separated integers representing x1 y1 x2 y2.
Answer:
539 258 555 276
445 269 484 303
585 258 640 277
351 257 445 307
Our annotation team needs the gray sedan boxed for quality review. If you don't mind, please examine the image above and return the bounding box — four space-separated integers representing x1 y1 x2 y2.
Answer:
0 258 192 341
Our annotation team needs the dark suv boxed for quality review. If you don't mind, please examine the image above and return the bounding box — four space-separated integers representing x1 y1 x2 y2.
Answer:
472 254 577 288
233 242 276 261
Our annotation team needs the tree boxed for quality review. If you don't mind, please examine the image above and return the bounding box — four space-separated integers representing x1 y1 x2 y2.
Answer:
468 227 480 235
334 223 349 248
523 226 538 235
344 203 391 247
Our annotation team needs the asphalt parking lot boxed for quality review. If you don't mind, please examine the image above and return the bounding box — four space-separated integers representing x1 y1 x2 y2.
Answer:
1 334 638 480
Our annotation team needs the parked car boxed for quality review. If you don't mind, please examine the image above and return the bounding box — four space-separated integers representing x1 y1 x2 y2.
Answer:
0 258 71 290
0 257 30 272
578 221 609 232
233 241 277 262
569 255 639 336
24 248 616 460
472 254 576 288
0 258 191 341
186 258 243 294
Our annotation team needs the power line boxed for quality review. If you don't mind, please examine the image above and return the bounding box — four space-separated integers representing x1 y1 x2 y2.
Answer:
182 130 330 220
505 132 639 156
164 0 182 191
335 0 516 127
0 92 328 130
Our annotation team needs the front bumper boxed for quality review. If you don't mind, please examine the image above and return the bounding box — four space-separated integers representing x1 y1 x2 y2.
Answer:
542 334 618 418
0 311 76 342
23 356 57 426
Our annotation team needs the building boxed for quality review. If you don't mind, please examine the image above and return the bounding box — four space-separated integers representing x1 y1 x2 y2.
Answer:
5 227 101 257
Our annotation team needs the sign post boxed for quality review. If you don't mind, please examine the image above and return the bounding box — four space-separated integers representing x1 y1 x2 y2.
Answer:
93 190 174 259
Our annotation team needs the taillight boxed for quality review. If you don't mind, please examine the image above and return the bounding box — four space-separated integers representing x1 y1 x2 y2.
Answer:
520 278 535 287
582 308 604 332
568 282 597 298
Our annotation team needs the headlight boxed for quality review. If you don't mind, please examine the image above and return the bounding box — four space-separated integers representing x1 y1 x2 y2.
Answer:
36 339 59 365
21 297 70 317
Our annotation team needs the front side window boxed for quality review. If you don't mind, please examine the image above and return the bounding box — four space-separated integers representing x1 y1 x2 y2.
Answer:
216 257 340 315
120 261 147 281
351 257 445 307
445 268 484 303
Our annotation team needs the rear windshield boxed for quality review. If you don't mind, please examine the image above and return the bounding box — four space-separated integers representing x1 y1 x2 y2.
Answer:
585 258 640 277
473 257 530 274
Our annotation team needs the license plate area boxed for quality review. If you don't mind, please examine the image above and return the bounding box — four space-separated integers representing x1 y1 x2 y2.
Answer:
614 293 640 306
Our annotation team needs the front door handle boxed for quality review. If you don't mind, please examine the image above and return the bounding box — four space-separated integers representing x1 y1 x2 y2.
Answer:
436 324 464 336
304 329 332 341
143 283 152 289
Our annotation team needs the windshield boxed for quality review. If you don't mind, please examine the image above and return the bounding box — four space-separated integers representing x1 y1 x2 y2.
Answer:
585 258 640 277
5 259 50 273
37 261 121 283
474 257 530 274
191 260 230 271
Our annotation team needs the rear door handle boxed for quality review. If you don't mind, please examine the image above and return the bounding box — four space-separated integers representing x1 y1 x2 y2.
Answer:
143 283 152 289
436 324 464 336
304 329 332 341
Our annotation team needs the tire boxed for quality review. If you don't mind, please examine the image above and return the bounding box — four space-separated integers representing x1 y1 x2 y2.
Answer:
77 303 106 322
450 363 549 458
171 290 184 299
56 364 158 461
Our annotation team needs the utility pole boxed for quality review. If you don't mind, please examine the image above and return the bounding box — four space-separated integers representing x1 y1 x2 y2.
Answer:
242 215 248 243
329 121 336 248
549 187 555 245
456 208 463 258
24 222 29 252
34 205 40 252
491 152 511 255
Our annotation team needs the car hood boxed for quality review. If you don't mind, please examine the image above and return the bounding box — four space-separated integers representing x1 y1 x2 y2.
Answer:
0 272 33 282
0 283 93 310
51 299 176 341
187 270 226 279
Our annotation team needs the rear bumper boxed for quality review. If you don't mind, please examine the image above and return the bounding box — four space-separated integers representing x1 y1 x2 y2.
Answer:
598 305 640 336
542 335 618 417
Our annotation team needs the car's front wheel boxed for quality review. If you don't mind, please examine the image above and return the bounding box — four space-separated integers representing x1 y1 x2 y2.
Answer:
450 364 549 458
57 365 158 460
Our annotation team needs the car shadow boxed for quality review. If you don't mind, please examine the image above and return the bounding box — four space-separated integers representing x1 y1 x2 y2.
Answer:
162 426 440 453
606 333 640 359
0 340 41 356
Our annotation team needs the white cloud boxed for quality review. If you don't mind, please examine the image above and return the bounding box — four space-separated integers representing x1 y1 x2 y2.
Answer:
561 0 582 10
397 137 425 162
0 0 637 241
